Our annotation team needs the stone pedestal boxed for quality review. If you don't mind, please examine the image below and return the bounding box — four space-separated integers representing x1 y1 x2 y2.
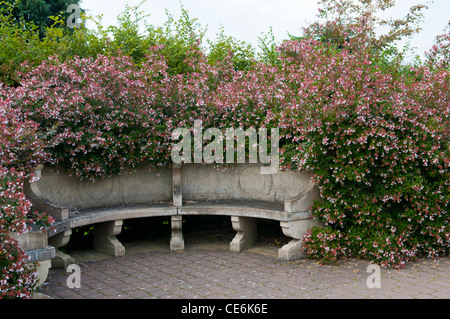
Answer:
170 165 184 251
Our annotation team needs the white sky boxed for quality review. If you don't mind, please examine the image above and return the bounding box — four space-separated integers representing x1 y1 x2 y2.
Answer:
79 0 450 60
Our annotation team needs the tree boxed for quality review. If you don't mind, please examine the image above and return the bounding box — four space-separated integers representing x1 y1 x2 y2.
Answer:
207 25 255 71
1 0 83 37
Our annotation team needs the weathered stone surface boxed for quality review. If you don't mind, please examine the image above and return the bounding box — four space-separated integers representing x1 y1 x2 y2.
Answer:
10 230 48 252
172 164 183 207
35 260 52 287
30 165 172 210
69 205 177 228
180 163 314 204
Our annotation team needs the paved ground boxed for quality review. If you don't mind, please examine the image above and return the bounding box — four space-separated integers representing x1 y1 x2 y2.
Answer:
38 238 450 299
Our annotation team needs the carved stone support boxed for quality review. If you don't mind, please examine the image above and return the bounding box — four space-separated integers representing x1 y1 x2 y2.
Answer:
93 220 125 257
278 218 323 260
170 215 184 251
48 230 75 269
230 216 257 252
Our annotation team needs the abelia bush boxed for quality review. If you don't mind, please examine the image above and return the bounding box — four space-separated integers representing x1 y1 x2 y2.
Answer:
0 167 31 235
0 234 37 299
426 24 450 71
1 93 54 299
0 93 44 172
5 47 276 179
273 37 449 268
0 166 48 299
6 53 173 180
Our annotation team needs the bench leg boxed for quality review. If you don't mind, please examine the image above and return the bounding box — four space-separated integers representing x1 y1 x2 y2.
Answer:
93 220 125 257
278 218 323 260
48 229 75 269
230 216 257 252
170 215 184 251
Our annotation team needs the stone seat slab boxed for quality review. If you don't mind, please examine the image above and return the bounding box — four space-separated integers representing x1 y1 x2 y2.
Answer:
68 202 177 228
177 199 312 222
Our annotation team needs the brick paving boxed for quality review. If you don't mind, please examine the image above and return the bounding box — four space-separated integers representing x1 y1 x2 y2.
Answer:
38 243 450 299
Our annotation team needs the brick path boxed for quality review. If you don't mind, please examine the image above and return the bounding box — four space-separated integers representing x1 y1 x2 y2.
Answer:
38 243 450 299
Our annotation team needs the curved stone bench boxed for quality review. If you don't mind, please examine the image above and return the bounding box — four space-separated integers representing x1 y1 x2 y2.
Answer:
24 162 323 267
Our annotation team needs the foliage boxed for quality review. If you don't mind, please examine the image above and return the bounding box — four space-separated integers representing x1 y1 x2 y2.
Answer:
0 0 83 37
257 27 281 67
0 81 54 299
277 38 449 267
3 53 171 180
207 25 256 71
276 1 449 268
0 233 37 299
426 22 450 70
304 0 428 55
0 165 46 299
0 1 216 87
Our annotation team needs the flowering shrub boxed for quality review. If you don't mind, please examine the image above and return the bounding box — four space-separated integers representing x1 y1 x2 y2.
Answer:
426 23 450 71
0 91 54 298
274 35 449 268
0 166 42 299
0 234 37 299
5 47 273 180
0 167 31 235
5 53 172 180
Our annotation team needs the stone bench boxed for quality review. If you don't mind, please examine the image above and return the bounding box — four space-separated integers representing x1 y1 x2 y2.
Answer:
24 162 323 268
